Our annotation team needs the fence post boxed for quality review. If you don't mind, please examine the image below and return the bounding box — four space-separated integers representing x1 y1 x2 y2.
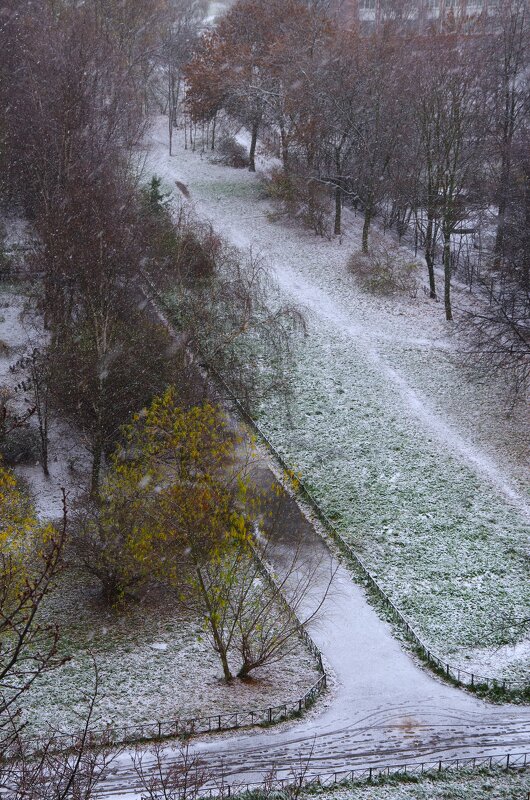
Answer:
506 754 510 770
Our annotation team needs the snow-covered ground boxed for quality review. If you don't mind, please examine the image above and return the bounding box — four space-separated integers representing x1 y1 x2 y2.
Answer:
145 117 529 683
204 0 234 25
21 572 319 738
306 768 530 799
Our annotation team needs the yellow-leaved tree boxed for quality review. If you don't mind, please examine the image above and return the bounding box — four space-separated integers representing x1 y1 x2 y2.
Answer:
129 389 252 681
73 388 253 679
73 388 334 682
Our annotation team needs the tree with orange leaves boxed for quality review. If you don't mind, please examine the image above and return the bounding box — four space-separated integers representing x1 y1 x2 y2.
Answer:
185 0 325 171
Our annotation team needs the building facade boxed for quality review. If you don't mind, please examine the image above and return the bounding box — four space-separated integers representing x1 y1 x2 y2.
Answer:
340 0 498 29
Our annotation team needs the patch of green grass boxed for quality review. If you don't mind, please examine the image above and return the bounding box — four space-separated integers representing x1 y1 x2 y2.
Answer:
257 325 530 685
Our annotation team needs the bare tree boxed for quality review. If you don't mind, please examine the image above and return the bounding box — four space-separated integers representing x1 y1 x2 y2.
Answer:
0 492 67 748
133 741 212 800
485 0 529 266
409 34 488 319
13 349 51 477
0 662 118 800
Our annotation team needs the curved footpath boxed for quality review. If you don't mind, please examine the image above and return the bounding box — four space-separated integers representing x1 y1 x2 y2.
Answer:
97 120 530 797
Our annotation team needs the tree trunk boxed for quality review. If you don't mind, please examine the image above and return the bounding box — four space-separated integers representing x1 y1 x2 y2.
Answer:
334 184 342 236
168 62 174 156
280 125 289 173
90 435 103 499
494 72 516 267
248 121 259 172
334 149 343 236
362 206 372 254
215 635 233 683
39 422 49 477
522 164 530 291
425 211 437 299
195 566 233 682
211 114 217 151
494 158 510 267
237 662 251 680
443 228 453 321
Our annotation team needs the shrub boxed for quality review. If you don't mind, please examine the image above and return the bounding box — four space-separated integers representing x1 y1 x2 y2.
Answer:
0 426 41 466
265 169 332 238
349 236 420 296
214 135 250 168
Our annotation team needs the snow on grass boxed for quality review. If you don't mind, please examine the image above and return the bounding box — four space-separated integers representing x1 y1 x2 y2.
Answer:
22 571 320 738
145 118 529 684
304 767 530 800
260 326 529 681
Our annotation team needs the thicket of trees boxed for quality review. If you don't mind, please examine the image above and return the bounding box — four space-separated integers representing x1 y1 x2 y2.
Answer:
0 3 316 789
72 389 332 681
0 0 301 492
185 0 529 394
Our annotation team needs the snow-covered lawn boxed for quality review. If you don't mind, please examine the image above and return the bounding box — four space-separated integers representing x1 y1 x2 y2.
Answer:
303 767 530 799
21 571 319 738
146 118 529 684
